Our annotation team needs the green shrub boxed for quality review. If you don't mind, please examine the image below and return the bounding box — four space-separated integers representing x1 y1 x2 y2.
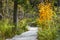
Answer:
17 19 28 35
0 18 28 40
37 26 58 40
37 19 59 40
0 19 15 39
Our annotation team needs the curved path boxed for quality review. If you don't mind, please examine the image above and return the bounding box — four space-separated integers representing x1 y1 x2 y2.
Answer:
6 27 38 40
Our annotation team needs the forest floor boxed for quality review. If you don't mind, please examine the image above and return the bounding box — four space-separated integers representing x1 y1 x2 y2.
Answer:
6 26 38 40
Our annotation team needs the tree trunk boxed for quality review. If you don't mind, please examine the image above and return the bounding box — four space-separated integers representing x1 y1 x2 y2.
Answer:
13 0 18 27
0 0 3 14
57 0 60 12
0 0 3 20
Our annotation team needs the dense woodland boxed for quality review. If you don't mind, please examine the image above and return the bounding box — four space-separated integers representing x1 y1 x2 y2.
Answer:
0 0 60 40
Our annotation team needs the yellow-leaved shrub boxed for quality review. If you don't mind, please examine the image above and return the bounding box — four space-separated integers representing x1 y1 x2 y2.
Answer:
38 3 54 24
37 1 58 40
